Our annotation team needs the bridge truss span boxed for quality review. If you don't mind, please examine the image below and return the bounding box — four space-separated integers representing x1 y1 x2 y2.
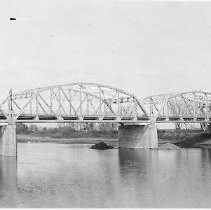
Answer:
0 82 150 123
141 91 211 123
1 84 211 124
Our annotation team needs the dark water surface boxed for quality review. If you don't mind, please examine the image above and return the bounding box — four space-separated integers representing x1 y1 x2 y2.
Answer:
1 143 211 207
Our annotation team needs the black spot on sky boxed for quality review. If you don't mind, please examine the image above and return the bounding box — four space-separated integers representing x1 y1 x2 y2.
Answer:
10 17 16 21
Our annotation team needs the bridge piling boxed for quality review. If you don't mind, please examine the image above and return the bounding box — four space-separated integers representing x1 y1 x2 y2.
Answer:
0 123 17 157
118 123 158 149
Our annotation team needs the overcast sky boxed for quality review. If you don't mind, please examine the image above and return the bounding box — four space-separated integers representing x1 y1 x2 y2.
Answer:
0 0 211 101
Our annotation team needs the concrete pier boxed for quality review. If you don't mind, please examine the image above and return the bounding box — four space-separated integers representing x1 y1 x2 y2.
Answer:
0 124 17 156
118 123 158 149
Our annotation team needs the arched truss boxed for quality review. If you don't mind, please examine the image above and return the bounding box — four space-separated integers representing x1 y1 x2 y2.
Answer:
140 91 211 123
0 82 149 123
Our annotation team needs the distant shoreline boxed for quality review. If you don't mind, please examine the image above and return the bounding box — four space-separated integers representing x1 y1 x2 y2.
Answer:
17 132 211 149
17 134 118 147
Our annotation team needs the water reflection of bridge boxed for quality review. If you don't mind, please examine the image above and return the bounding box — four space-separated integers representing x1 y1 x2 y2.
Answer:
1 82 211 156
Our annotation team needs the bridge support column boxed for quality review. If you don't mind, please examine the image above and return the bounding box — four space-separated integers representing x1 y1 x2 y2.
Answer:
118 123 158 149
0 124 17 157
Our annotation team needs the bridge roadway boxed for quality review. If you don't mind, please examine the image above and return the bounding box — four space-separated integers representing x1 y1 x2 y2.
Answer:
0 114 211 124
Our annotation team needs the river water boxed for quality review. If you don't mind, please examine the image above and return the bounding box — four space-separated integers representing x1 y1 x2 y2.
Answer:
1 143 211 207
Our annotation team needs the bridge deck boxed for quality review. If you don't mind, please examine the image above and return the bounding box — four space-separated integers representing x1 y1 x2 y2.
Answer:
0 114 210 124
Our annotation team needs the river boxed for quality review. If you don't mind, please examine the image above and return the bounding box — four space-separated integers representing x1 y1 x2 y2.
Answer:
1 142 211 207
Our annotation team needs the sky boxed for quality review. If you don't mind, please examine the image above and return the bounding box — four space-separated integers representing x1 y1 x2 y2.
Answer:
1 0 211 101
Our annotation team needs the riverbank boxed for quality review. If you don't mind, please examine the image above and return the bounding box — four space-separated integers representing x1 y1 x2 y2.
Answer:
17 129 211 149
17 134 118 147
158 129 211 148
16 134 181 150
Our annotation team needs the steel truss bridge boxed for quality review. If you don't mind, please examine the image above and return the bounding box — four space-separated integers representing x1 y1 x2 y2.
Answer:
0 82 211 126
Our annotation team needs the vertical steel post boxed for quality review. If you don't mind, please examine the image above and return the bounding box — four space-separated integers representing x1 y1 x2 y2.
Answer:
58 88 61 117
193 93 196 121
206 93 209 121
117 91 120 119
133 95 137 120
35 93 39 119
103 101 106 116
50 89 53 115
80 86 82 118
99 89 102 118
150 97 153 118
86 94 89 115
8 89 13 122
9 89 13 112
69 89 72 115
30 100 32 115
166 101 169 120
163 101 165 117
